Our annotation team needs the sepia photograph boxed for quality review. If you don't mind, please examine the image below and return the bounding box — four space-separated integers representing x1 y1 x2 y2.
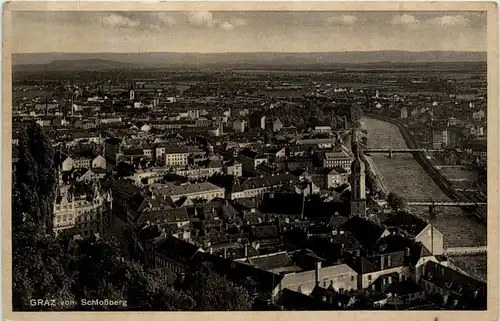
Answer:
2 1 498 319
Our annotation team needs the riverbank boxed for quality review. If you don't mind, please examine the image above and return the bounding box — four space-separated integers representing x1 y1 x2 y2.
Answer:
362 154 389 196
365 113 486 224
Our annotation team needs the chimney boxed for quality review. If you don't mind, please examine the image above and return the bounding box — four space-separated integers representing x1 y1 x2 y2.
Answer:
405 247 410 257
209 247 213 254
315 261 322 285
223 247 228 258
244 244 248 257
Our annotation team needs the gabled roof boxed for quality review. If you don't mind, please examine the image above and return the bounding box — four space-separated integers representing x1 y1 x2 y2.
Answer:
136 207 190 225
421 261 486 296
382 212 430 237
155 236 201 264
328 215 350 227
136 224 163 244
248 251 293 271
340 216 388 249
233 173 298 192
409 242 433 265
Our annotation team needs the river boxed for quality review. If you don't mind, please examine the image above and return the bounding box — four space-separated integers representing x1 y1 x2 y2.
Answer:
362 116 487 280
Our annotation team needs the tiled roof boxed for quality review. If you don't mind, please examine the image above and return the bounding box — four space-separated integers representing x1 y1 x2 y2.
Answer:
154 182 224 197
136 207 190 225
324 150 351 160
233 173 298 193
248 251 293 271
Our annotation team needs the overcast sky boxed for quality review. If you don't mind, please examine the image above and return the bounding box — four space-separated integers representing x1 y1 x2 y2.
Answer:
12 11 487 53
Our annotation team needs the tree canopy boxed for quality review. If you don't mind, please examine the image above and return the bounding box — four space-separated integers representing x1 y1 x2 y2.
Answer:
12 122 73 310
182 266 254 311
387 192 407 211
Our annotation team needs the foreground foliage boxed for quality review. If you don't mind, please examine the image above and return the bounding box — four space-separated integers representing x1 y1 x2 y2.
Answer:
12 123 253 311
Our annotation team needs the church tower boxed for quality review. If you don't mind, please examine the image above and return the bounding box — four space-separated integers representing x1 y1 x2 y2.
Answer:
350 143 366 217
129 81 135 101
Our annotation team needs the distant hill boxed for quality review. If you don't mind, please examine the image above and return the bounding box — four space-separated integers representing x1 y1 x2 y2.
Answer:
13 58 138 72
12 51 487 71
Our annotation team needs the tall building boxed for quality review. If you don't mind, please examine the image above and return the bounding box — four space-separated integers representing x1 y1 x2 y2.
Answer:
350 143 366 217
129 81 135 101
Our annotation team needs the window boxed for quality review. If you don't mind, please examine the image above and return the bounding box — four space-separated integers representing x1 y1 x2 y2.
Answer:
351 276 354 281
368 275 372 281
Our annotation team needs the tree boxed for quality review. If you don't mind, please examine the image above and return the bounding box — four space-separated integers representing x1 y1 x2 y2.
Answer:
72 237 128 309
13 122 57 233
183 269 253 311
70 237 196 311
387 192 407 211
12 123 74 310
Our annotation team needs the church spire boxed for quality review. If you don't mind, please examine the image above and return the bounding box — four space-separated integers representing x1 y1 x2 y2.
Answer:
350 137 366 217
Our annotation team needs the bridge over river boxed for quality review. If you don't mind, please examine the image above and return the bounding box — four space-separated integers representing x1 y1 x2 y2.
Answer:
405 200 487 214
362 116 487 280
364 148 443 158
444 246 487 256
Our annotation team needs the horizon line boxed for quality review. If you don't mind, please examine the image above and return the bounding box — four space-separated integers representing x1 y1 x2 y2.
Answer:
13 50 488 55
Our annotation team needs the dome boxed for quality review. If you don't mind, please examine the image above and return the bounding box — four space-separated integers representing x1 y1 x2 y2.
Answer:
351 153 366 174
